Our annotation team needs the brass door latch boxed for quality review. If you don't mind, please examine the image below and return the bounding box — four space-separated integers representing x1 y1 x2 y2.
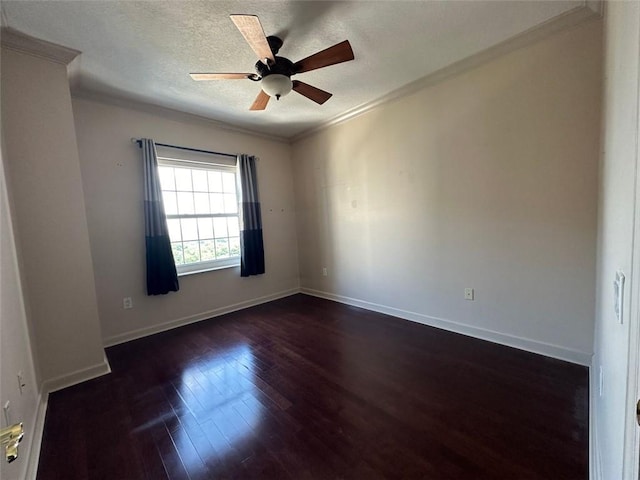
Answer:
1 423 23 463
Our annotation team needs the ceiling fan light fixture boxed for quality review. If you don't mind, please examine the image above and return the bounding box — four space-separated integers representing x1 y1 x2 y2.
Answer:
261 74 292 100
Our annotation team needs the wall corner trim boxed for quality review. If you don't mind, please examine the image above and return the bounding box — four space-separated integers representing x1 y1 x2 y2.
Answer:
301 288 593 366
0 27 80 65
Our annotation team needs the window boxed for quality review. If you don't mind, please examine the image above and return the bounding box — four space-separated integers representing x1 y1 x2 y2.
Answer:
157 154 240 275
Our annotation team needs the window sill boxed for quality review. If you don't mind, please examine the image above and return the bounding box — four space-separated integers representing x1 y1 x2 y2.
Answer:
177 262 240 277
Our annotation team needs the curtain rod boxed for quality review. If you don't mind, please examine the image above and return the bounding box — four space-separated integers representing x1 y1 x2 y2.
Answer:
131 138 237 159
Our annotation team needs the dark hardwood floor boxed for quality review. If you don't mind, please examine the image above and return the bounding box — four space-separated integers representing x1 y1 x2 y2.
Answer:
36 294 588 479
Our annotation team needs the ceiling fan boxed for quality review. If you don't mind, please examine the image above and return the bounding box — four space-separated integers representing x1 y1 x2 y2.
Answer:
190 15 355 111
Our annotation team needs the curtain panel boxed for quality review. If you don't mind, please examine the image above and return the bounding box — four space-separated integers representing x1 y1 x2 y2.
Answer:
238 154 265 277
141 138 179 295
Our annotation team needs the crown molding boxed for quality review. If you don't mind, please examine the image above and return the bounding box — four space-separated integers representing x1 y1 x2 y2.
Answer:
71 89 291 145
2 1 600 144
0 27 80 65
291 3 602 143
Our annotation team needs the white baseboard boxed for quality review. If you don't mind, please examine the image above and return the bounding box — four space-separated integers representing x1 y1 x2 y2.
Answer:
103 288 301 347
22 356 112 478
301 288 592 366
17 355 111 479
41 356 112 394
24 391 48 480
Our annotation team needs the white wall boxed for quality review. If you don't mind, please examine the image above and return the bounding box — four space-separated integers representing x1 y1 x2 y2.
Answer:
71 97 299 345
292 19 602 364
1 46 107 386
593 2 639 478
0 124 40 480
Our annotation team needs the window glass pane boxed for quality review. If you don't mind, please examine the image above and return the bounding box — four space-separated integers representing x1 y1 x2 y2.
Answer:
228 217 240 237
157 158 242 272
163 191 178 215
208 171 223 192
197 218 213 239
158 167 175 191
181 218 198 241
194 193 210 214
175 168 193 191
213 218 228 238
215 238 229 258
222 172 236 193
192 169 208 192
183 241 200 264
167 219 182 242
200 240 215 261
229 237 240 256
224 193 238 213
177 192 195 214
210 193 224 213
171 243 184 265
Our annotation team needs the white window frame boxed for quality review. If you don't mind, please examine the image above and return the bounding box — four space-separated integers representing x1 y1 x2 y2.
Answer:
157 152 240 276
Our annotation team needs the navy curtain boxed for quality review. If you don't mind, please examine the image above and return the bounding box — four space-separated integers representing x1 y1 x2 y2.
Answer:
142 138 179 295
238 154 265 277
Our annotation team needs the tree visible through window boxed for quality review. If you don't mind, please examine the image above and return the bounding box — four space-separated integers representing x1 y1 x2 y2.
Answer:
157 158 240 274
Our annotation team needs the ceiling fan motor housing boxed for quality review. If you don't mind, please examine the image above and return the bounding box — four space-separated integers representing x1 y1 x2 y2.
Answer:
255 56 295 79
266 36 283 55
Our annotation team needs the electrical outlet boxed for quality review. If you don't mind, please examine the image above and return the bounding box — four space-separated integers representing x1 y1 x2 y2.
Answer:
123 297 133 309
464 288 474 300
3 401 10 425
17 372 25 395
322 267 328 277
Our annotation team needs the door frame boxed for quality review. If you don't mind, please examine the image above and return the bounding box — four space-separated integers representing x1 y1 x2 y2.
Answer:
625 10 640 474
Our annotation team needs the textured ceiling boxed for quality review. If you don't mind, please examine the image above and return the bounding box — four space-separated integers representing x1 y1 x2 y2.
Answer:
1 1 586 139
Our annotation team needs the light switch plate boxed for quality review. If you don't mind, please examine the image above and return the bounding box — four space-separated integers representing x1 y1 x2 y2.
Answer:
614 271 625 324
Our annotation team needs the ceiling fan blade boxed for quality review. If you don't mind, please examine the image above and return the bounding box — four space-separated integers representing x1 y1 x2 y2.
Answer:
292 80 332 105
190 73 256 80
293 40 354 74
250 90 270 110
230 15 275 64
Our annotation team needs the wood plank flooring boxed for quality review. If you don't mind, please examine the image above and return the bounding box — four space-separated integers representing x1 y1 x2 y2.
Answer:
36 294 588 479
